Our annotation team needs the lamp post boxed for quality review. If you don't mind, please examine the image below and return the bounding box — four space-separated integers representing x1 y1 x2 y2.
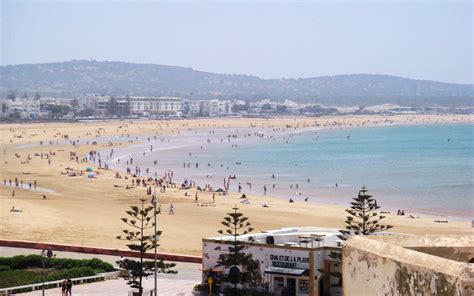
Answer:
40 249 45 296
152 188 158 296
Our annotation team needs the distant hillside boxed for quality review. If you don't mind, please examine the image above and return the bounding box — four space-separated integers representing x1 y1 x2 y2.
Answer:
1 60 472 107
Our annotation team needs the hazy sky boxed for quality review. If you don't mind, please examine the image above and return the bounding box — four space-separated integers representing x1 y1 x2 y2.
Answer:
1 0 472 84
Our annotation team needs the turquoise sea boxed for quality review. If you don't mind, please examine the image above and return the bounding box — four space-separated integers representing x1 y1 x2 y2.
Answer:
112 123 473 218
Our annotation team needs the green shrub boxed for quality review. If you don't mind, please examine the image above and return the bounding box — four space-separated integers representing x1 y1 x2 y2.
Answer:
0 258 12 266
0 255 114 272
46 267 96 281
0 265 11 271
0 270 41 289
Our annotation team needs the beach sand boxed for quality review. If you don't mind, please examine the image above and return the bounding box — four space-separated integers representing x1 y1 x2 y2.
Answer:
0 115 472 256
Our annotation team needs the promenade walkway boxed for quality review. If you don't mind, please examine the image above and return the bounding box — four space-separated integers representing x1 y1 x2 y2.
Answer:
0 247 201 296
17 277 197 296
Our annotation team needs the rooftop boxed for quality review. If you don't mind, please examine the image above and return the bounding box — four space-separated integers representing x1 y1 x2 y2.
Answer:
207 227 343 249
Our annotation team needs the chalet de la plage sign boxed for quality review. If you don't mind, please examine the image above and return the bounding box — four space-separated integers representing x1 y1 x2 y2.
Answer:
270 254 310 268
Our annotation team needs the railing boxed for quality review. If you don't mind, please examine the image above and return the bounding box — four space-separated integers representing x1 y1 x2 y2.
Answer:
0 273 113 296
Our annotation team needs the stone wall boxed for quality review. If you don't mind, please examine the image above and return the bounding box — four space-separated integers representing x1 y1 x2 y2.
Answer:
342 236 474 296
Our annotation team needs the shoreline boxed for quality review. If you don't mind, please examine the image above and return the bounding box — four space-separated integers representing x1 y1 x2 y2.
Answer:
1 114 472 255
104 122 473 220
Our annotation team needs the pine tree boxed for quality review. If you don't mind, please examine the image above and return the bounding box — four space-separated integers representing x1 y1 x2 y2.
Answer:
319 186 394 288
116 197 175 295
216 206 260 290
338 186 393 240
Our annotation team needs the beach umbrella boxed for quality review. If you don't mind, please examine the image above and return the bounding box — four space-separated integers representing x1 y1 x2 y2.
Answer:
86 167 93 172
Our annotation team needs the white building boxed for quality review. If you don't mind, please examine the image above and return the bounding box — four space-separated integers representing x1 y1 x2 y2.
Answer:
129 96 182 116
202 227 343 296
77 95 111 111
1 98 43 119
209 99 232 116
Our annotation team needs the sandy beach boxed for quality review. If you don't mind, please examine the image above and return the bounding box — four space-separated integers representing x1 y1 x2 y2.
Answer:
0 114 472 256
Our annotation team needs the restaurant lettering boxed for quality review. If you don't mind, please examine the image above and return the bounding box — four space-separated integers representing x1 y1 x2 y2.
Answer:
270 255 309 268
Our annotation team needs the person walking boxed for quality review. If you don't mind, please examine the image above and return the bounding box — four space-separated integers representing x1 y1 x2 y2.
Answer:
66 277 72 295
169 204 174 215
46 247 53 258
60 278 67 296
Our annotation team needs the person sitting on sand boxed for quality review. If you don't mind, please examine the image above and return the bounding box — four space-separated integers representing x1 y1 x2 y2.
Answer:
240 199 250 205
289 198 294 203
10 206 22 212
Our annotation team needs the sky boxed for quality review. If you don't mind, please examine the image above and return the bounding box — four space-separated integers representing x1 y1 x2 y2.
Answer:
1 0 472 84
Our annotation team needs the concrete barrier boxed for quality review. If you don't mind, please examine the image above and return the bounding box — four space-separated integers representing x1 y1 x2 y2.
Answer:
0 239 202 263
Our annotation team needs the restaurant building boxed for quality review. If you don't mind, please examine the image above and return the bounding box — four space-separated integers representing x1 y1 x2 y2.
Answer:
202 227 343 296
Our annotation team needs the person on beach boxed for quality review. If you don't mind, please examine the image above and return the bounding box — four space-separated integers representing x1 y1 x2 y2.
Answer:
169 204 174 215
12 190 15 198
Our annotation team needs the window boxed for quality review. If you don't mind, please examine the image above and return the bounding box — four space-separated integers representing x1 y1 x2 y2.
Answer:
298 279 310 294
274 276 284 288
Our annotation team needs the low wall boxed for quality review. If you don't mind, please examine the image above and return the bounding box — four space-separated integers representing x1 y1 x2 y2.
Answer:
0 239 202 263
342 236 474 296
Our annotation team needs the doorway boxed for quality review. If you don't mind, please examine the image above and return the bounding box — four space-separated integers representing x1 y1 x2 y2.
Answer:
287 278 296 296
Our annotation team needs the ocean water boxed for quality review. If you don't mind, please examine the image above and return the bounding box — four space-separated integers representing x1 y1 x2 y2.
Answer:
110 124 473 218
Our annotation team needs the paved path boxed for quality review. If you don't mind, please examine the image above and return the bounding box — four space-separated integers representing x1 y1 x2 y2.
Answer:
17 277 197 296
1 247 201 295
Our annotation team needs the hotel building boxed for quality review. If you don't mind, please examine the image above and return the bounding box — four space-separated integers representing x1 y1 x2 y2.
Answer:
129 96 183 116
